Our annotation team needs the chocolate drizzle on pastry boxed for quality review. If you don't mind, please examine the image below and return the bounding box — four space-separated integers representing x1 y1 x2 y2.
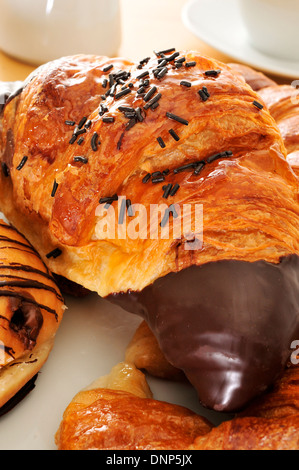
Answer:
8 296 43 350
108 255 299 413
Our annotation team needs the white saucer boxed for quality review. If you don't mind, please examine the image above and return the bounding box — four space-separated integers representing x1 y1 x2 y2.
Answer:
182 0 299 79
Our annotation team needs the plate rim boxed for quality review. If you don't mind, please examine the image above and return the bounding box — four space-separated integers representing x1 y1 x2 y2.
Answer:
182 0 299 80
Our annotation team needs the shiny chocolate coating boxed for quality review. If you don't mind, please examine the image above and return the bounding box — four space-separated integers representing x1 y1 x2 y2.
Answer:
108 256 299 412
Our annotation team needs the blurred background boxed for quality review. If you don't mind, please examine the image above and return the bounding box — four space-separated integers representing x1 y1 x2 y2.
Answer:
0 0 298 84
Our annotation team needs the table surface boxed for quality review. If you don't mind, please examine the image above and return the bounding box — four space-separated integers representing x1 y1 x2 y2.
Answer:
0 0 289 85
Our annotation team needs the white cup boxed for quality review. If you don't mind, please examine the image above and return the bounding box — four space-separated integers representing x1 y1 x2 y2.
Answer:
239 0 299 61
0 0 121 65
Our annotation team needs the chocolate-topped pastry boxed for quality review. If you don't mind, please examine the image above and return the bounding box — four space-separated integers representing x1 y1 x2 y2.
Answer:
110 256 299 411
1 50 299 412
0 220 64 409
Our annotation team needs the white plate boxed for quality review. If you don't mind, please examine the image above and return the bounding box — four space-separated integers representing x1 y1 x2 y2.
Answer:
182 0 299 79
0 212 230 450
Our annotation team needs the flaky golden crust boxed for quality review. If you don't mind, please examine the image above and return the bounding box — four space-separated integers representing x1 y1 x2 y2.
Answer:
230 63 299 161
56 360 299 451
56 388 212 451
1 52 298 296
0 219 64 407
55 362 211 451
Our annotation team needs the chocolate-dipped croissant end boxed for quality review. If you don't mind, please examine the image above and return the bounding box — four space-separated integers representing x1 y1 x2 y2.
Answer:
110 256 299 412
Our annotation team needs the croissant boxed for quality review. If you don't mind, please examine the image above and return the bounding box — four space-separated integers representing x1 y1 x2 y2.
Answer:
55 362 212 450
1 50 299 413
55 358 299 450
0 219 64 411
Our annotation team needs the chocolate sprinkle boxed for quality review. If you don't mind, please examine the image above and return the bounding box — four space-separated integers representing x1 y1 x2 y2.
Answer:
185 61 196 67
180 80 192 87
115 88 132 100
78 116 87 129
16 156 28 171
157 137 166 148
157 67 168 79
73 127 86 137
102 116 115 123
169 129 180 141
118 106 134 113
74 156 88 164
174 163 196 174
69 135 77 144
136 107 144 122
46 248 62 259
151 102 159 111
99 104 108 116
152 176 165 184
151 171 162 178
99 194 118 205
166 51 180 62
207 150 233 163
142 173 151 184
51 180 58 197
166 112 189 126
91 132 99 151
144 93 162 110
157 59 168 67
194 161 205 175
162 183 172 199
198 87 210 101
143 86 157 102
169 183 180 196
136 70 150 80
155 48 176 56
103 64 113 73
253 100 264 110
204 69 221 77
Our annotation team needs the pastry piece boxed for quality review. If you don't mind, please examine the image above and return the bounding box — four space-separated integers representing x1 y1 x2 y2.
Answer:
227 63 276 91
56 359 299 450
191 360 299 450
0 219 64 408
1 50 299 412
55 362 211 450
125 320 185 381
81 361 153 399
229 63 299 163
